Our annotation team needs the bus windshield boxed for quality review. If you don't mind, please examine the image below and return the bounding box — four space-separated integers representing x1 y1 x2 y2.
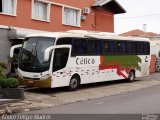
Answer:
19 37 55 72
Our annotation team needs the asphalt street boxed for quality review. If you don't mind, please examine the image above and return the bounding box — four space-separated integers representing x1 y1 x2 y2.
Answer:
26 84 160 114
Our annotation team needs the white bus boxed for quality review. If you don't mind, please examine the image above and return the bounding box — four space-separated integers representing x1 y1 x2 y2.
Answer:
10 30 150 91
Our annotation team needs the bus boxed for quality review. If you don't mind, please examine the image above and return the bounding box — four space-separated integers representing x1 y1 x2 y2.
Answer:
10 30 150 91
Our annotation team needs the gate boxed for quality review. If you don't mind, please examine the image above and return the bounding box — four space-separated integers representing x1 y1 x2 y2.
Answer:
155 58 160 72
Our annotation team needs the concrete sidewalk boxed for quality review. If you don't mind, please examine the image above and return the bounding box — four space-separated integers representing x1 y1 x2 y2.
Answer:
0 99 20 105
0 99 21 115
0 73 160 115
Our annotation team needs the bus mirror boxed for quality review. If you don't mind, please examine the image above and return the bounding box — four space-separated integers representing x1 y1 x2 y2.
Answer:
10 44 22 58
44 46 54 61
44 45 72 61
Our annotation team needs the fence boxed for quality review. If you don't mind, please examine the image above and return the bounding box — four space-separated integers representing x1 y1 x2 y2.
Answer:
155 58 160 72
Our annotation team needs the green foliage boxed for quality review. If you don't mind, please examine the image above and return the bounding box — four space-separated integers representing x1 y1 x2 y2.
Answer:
0 62 7 69
0 77 5 88
0 77 19 88
10 54 18 62
0 63 6 78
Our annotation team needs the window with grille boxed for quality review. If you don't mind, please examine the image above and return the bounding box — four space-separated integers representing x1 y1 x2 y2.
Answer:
63 7 80 27
32 1 50 21
0 0 16 15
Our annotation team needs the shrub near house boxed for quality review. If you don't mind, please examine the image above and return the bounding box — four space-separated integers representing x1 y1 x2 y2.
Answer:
0 63 24 99
0 62 19 88
0 62 6 78
0 77 19 88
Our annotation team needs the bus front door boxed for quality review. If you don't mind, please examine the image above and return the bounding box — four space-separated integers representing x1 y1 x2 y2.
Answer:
51 45 71 87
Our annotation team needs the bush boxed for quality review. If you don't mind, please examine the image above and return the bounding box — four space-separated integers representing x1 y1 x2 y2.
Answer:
0 62 6 78
0 62 7 69
5 78 19 88
0 77 19 88
0 77 6 88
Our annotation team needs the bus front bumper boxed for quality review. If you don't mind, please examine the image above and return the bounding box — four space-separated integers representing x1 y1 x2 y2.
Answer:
18 76 52 88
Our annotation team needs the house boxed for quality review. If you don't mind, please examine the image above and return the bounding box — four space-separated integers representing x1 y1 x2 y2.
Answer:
120 29 158 37
0 0 125 65
0 0 126 65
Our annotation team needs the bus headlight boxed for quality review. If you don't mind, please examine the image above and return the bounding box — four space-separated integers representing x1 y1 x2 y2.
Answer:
40 74 50 80
18 72 23 78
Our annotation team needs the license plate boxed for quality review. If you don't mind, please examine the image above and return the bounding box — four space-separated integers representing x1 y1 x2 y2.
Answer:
28 81 33 84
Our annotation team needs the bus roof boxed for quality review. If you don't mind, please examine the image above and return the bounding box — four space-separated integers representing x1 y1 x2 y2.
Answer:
26 30 150 42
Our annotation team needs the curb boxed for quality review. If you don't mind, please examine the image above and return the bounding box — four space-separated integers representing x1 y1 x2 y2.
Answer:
0 99 21 105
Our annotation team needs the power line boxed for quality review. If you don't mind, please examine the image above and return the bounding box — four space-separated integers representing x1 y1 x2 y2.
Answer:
115 13 160 19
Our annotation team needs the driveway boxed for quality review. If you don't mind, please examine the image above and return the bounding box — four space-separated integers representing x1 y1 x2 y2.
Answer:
0 73 160 115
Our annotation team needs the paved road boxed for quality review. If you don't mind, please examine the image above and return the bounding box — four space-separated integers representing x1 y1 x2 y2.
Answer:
27 84 160 114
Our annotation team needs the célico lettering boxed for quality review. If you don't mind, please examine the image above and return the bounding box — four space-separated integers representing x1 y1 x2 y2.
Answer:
76 57 95 65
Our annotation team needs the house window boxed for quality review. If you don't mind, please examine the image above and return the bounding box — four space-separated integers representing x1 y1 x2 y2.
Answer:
0 0 16 15
32 0 50 21
63 7 80 27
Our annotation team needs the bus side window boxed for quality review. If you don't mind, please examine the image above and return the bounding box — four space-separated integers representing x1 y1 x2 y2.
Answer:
95 40 103 55
72 39 81 56
103 41 109 55
53 48 69 72
88 40 96 55
137 42 144 55
144 42 150 55
108 41 115 54
81 39 87 55
56 38 72 45
127 42 137 54
116 41 126 54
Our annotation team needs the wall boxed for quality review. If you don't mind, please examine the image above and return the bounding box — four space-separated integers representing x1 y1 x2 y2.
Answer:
0 0 114 32
0 29 11 64
95 9 114 32
150 55 156 73
0 0 116 72
150 40 160 58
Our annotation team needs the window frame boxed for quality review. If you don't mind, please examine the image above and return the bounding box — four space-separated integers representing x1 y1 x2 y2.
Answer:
62 6 81 27
56 37 150 56
32 0 51 22
0 0 17 16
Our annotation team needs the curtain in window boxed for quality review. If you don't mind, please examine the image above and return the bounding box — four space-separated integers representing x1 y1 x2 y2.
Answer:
2 0 14 14
33 1 47 20
64 8 78 26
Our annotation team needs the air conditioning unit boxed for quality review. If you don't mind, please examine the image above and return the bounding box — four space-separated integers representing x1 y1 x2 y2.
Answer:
83 7 90 14
81 15 87 20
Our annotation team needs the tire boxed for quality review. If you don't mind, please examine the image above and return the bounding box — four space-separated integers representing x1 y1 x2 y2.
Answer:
68 76 80 91
128 71 135 82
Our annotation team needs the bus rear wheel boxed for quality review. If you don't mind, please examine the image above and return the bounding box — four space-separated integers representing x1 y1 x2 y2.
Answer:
68 76 80 91
128 71 135 82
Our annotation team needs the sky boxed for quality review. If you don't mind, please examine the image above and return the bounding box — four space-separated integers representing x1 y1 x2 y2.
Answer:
114 0 160 34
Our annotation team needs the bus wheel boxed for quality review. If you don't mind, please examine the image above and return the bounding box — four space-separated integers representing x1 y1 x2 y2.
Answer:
128 71 135 82
68 76 80 91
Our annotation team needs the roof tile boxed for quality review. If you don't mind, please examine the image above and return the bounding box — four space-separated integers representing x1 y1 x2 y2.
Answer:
120 29 158 37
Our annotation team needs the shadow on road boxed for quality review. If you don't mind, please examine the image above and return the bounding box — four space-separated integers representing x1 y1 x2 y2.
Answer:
24 79 141 95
